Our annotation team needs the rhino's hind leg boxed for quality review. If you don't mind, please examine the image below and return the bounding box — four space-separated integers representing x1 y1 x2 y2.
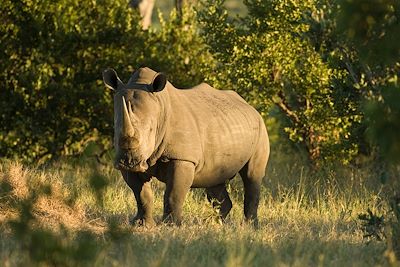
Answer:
239 153 268 226
121 171 155 227
206 183 233 221
239 164 262 226
240 122 269 226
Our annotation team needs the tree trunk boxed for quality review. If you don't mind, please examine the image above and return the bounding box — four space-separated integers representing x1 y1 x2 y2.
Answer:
175 0 184 16
130 0 155 30
275 90 321 167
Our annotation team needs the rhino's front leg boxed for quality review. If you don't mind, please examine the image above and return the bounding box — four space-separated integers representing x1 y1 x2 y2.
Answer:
121 171 155 227
163 160 195 225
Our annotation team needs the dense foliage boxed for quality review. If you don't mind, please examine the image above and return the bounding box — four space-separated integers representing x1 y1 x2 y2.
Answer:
1 0 399 167
337 0 400 163
198 0 366 164
0 0 209 162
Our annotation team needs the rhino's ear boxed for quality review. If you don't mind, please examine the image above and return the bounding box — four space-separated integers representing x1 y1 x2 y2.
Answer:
103 68 122 91
150 72 167 92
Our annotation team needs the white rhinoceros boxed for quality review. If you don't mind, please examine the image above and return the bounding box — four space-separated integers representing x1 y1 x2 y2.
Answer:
103 67 269 226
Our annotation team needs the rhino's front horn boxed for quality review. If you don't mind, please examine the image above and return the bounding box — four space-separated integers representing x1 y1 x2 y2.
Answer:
121 96 135 137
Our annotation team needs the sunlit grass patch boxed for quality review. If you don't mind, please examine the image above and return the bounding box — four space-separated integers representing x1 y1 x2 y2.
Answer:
0 158 395 266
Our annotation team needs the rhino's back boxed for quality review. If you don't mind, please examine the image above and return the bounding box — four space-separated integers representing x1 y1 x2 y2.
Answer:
165 83 267 187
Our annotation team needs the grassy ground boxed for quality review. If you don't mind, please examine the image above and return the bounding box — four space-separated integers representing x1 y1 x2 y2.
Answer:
0 153 397 266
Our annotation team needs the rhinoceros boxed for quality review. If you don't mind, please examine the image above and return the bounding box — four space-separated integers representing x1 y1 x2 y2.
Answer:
102 67 269 226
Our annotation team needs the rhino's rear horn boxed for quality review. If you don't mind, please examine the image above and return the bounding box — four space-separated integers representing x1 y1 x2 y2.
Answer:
121 96 135 137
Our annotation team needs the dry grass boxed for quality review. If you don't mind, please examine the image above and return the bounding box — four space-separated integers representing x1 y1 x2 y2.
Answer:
0 156 397 266
0 161 105 233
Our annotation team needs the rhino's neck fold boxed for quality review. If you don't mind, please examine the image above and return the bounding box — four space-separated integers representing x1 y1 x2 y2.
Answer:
147 86 171 167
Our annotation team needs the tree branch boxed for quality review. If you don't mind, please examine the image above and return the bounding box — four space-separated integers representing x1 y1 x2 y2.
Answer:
274 91 300 124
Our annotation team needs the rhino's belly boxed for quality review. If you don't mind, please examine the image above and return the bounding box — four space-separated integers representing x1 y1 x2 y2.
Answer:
191 149 251 188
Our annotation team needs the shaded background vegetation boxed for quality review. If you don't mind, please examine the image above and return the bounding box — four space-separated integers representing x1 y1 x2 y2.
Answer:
1 0 399 167
0 0 208 163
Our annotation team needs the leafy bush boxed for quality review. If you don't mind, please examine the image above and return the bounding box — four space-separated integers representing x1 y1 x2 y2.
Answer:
0 0 210 163
1 0 399 169
198 0 363 164
337 1 399 258
337 0 400 164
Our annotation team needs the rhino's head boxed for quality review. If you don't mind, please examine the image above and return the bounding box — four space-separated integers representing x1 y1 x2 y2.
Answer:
103 67 167 172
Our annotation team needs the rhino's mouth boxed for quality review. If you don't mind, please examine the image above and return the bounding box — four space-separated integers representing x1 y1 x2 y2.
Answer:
115 158 149 173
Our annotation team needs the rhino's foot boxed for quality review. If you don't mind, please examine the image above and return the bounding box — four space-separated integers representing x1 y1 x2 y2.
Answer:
162 214 182 226
244 218 259 229
129 215 156 228
206 183 233 221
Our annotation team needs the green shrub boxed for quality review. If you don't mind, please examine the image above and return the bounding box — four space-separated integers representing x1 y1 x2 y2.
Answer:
198 0 363 164
0 1 210 163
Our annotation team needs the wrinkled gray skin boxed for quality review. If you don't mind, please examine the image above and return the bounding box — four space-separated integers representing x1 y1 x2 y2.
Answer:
103 67 269 227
